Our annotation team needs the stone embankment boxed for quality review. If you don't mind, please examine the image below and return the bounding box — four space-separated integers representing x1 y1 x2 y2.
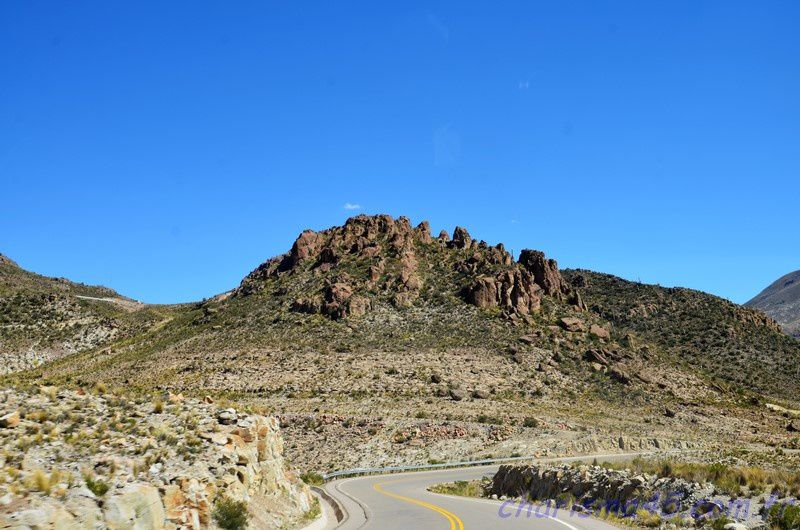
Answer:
0 387 312 529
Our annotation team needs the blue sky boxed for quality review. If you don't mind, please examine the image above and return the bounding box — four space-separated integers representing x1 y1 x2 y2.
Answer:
1 1 798 304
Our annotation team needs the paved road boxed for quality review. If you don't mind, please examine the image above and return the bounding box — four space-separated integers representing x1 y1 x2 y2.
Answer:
322 453 643 530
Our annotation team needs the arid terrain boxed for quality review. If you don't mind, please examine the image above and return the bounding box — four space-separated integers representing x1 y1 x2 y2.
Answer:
3 215 800 488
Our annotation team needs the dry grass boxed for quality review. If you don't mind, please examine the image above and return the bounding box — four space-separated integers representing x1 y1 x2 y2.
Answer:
600 457 800 497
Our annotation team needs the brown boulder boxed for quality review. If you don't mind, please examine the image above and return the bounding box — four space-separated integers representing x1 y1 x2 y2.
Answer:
465 276 499 309
321 282 353 319
559 317 586 332
609 367 631 385
415 221 432 243
589 324 611 340
348 296 370 317
584 349 609 365
450 226 472 249
449 388 466 401
287 230 320 268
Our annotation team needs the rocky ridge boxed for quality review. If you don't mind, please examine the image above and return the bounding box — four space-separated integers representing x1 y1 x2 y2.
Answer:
0 387 312 529
236 214 583 320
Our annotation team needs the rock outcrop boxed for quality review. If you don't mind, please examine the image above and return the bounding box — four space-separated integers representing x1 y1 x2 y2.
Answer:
236 214 576 319
490 463 777 525
0 387 312 529
463 269 542 314
518 250 568 298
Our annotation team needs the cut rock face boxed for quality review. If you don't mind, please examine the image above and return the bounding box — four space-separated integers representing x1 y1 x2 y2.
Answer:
0 388 312 530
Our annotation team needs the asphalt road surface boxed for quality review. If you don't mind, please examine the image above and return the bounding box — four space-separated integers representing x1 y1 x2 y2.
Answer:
322 453 643 529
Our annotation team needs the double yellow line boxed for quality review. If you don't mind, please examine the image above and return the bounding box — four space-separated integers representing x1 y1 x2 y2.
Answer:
373 479 465 530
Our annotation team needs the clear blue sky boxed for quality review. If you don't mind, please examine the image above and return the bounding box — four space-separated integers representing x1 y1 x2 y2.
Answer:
1 1 798 304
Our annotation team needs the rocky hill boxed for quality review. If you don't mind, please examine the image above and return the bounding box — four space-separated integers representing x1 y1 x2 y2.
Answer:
5 216 800 475
746 270 800 338
0 386 313 528
0 254 177 373
562 269 800 398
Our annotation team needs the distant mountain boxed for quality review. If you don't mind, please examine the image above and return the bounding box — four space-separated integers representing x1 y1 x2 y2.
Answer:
746 270 800 338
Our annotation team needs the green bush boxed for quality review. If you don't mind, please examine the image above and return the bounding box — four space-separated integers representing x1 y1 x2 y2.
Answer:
768 503 800 530
523 417 539 428
709 516 732 530
300 471 324 486
213 497 249 530
83 475 109 497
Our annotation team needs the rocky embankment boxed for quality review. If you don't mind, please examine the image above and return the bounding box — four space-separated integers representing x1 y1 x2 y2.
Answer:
0 387 312 529
490 463 796 528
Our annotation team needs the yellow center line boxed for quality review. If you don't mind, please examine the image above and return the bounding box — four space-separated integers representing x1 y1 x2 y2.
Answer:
373 479 465 530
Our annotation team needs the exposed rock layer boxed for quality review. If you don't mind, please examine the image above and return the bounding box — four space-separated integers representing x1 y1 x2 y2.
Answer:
0 388 312 529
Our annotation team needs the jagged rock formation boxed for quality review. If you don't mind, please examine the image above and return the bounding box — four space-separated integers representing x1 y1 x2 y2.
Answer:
746 270 800 338
238 214 579 319
0 387 312 529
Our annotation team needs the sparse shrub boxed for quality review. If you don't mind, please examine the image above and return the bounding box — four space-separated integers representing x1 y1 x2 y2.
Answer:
476 414 503 425
709 516 732 530
213 497 249 530
768 503 800 530
636 508 662 528
28 468 60 495
153 399 164 414
300 471 324 486
429 480 483 497
301 498 321 522
523 417 539 428
658 460 674 478
83 473 109 497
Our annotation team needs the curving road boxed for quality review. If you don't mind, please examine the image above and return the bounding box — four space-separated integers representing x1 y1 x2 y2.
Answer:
321 453 645 529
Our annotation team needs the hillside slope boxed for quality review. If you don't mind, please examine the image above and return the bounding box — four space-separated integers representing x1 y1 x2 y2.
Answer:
746 269 800 338
28 215 605 394
6 217 800 473
563 269 800 397
0 253 177 373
